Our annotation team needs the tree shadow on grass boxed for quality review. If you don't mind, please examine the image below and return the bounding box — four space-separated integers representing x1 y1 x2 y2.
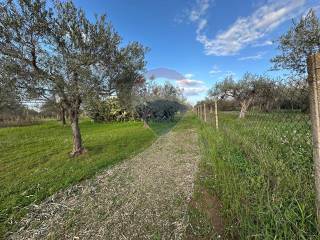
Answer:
148 116 181 136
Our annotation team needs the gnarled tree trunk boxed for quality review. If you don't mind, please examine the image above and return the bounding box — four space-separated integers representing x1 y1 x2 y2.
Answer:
60 105 66 125
143 118 149 128
239 97 254 118
69 72 86 157
70 106 86 157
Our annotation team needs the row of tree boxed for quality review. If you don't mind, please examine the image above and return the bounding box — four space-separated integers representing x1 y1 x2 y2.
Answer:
197 10 319 118
206 73 308 118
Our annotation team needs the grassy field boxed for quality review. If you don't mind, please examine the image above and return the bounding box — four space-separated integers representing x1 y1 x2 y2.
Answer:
199 111 318 239
0 118 179 237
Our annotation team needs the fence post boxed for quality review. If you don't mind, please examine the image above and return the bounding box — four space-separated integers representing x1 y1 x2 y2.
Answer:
201 105 204 120
209 105 213 125
214 100 219 129
204 103 207 122
307 53 320 225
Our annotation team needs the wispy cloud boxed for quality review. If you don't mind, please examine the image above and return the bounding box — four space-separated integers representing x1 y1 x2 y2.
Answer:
188 0 211 22
195 0 307 56
181 86 208 96
177 79 204 87
177 78 208 96
238 52 265 61
253 40 273 47
209 65 222 75
146 68 208 97
184 73 194 79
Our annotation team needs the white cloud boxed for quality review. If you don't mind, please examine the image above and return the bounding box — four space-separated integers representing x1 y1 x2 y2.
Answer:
176 77 208 96
238 52 265 61
196 0 307 56
181 86 208 96
254 40 273 47
189 0 211 22
184 73 194 79
209 65 221 75
177 79 204 87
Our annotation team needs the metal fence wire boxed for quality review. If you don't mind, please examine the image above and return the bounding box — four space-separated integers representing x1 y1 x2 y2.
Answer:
196 88 313 173
193 53 320 237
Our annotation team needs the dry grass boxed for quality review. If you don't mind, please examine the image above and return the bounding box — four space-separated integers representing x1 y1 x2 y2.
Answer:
8 122 200 239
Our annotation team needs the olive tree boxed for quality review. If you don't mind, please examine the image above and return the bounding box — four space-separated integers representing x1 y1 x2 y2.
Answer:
0 0 146 156
0 65 22 114
272 9 320 74
209 73 279 117
209 73 259 118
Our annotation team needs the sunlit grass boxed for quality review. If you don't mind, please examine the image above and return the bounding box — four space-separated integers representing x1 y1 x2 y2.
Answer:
199 111 318 239
0 118 177 237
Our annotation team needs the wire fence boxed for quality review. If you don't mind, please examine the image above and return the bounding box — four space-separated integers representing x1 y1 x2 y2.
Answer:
193 53 320 237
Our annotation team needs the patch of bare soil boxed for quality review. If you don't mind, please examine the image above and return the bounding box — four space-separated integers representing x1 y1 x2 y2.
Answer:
201 190 224 236
185 188 225 240
184 155 225 240
8 128 200 240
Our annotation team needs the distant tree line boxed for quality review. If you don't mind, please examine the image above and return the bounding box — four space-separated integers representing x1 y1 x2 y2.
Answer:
198 10 319 118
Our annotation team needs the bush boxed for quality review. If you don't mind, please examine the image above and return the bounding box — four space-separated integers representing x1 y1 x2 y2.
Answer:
84 97 133 122
136 99 186 122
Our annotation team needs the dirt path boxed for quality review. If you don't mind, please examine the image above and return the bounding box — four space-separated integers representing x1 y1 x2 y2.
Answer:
9 127 200 240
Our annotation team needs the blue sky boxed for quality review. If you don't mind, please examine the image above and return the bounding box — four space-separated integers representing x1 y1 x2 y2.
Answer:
74 0 320 104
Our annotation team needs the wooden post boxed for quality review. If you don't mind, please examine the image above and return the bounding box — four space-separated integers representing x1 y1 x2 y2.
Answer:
210 105 213 125
204 103 207 122
308 53 320 225
214 100 219 129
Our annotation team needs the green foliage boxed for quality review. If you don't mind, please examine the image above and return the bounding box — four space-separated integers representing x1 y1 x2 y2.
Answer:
0 0 147 153
40 98 60 118
204 73 309 116
209 73 258 101
199 113 318 239
136 99 186 122
272 9 320 74
0 118 178 237
133 81 187 123
0 64 23 118
84 97 133 122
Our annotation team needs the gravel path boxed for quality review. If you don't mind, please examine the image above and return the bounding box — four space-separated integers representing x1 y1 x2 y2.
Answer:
9 127 200 240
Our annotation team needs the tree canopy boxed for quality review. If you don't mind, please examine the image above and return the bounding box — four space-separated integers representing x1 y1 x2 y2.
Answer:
271 9 320 74
0 0 147 156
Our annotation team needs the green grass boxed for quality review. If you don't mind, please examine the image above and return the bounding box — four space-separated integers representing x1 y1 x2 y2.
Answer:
148 117 180 135
0 118 178 237
199 111 318 239
173 113 222 239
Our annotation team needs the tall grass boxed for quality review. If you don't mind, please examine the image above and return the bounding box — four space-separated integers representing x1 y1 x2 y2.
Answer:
199 112 318 239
